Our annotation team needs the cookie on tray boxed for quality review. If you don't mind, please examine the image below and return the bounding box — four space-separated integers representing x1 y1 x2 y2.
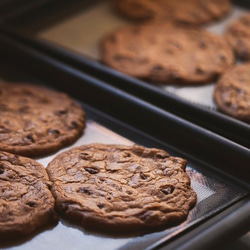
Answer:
213 63 250 123
0 83 85 157
101 23 234 84
113 0 231 25
0 151 57 238
46 143 197 234
225 13 250 61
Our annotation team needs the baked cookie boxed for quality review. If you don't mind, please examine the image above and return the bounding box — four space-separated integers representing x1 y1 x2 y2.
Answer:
213 63 250 123
225 13 250 61
0 151 57 238
101 24 234 84
46 143 196 233
0 83 85 157
114 0 231 25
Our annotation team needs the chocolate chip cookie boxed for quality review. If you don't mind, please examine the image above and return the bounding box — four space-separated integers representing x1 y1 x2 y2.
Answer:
0 83 85 157
114 0 231 25
225 13 250 61
213 63 250 123
0 151 57 238
101 24 234 84
46 143 196 233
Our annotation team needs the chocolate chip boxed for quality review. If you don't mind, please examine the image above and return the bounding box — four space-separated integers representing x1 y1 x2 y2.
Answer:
123 152 131 157
27 201 37 207
161 186 174 195
78 187 91 195
85 167 99 174
196 67 204 74
0 167 4 174
156 153 169 159
236 88 243 94
80 153 91 160
56 109 68 115
107 169 117 173
239 49 250 60
27 134 35 143
97 204 105 209
47 129 61 136
140 172 148 180
71 121 78 129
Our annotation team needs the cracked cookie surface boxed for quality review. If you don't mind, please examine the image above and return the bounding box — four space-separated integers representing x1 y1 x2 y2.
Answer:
0 83 85 157
46 143 196 233
114 0 231 25
101 23 234 84
0 151 57 238
213 63 250 123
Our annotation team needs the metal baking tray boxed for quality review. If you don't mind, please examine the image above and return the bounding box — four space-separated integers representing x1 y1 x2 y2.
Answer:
0 0 249 148
0 32 249 250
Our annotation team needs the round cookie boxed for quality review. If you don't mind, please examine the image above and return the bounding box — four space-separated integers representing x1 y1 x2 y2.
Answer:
213 63 250 123
114 0 231 25
0 151 57 238
0 83 85 157
101 24 235 84
225 13 250 61
46 143 197 233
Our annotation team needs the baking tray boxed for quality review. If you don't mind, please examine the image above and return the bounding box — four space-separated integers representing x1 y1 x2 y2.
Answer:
0 32 249 250
0 0 249 148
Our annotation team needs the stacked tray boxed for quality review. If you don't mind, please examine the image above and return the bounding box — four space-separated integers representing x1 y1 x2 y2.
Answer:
0 1 249 249
1 0 249 148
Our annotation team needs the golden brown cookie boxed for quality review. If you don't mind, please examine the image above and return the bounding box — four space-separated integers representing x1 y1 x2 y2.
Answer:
0 151 57 238
114 0 231 25
0 83 85 157
46 143 196 234
213 63 250 123
225 13 250 61
101 24 234 84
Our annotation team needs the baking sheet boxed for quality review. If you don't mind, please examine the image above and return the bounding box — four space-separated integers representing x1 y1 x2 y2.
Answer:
0 84 248 250
37 0 248 110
